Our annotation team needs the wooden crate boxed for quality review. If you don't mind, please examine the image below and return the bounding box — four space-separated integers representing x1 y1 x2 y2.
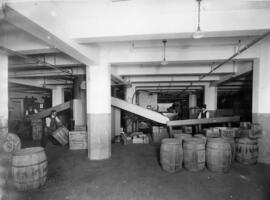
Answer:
203 128 220 138
182 126 192 134
74 125 87 131
220 128 236 138
152 126 168 143
69 131 87 150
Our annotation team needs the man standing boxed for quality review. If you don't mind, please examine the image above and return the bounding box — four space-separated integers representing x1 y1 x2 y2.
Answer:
197 104 210 133
41 110 62 147
197 104 209 119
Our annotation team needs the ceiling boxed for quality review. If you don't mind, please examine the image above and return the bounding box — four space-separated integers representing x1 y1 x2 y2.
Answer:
0 0 269 96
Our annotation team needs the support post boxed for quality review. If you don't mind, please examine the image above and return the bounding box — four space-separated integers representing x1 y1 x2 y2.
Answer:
0 53 8 130
204 84 217 117
86 60 111 160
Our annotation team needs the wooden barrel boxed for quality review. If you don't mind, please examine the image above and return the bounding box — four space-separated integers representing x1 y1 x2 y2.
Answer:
2 133 21 153
12 147 47 191
223 137 236 162
0 117 8 146
206 138 231 173
52 127 69 146
160 138 183 173
174 133 192 143
0 152 11 200
31 119 43 140
235 138 258 165
194 134 207 143
183 138 205 172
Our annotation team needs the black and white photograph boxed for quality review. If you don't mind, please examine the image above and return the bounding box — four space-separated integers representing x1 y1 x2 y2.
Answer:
0 0 270 199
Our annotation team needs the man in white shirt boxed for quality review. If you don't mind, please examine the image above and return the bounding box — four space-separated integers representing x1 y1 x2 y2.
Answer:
41 110 62 147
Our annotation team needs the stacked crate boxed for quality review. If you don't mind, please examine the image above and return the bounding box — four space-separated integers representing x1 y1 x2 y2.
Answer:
69 126 87 150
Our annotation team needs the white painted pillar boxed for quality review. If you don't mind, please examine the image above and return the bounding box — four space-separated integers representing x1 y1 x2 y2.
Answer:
0 53 8 129
204 84 217 117
86 59 111 160
52 86 64 106
189 93 197 108
73 75 86 125
125 84 136 104
252 37 270 164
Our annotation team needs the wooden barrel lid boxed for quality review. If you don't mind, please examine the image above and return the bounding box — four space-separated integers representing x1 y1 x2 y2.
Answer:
14 147 44 156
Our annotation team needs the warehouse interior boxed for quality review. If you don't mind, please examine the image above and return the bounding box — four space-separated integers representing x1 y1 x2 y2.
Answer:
0 0 270 200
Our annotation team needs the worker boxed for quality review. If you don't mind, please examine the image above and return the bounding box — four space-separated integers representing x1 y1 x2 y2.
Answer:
197 104 209 119
41 110 62 147
197 104 209 133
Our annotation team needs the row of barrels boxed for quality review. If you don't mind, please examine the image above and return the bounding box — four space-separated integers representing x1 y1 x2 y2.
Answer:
1 119 48 197
160 134 258 173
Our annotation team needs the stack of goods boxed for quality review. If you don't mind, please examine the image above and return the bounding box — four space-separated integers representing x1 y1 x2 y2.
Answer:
69 130 88 150
12 147 47 191
234 122 261 165
183 138 206 172
120 132 150 145
160 138 183 173
238 122 262 138
0 117 21 199
31 119 43 140
159 122 261 173
152 126 169 143
0 118 21 154
206 138 232 173
131 132 150 144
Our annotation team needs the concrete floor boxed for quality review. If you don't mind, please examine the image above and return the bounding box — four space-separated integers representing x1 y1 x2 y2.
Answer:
6 141 270 200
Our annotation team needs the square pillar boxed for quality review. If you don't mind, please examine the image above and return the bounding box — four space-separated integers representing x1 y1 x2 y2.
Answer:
86 63 111 160
0 53 8 126
252 37 270 164
189 93 197 108
52 86 64 106
204 84 217 117
125 84 136 104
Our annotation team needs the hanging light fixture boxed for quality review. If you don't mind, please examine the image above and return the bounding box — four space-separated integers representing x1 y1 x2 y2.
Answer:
161 40 168 66
193 0 204 39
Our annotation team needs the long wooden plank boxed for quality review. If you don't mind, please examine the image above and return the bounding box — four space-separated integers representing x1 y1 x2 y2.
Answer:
167 116 240 127
29 101 72 120
111 97 169 124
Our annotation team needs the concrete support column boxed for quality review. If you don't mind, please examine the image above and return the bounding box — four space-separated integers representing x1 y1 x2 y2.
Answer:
204 84 217 117
111 107 121 140
73 75 86 125
252 37 270 164
86 61 111 160
189 93 197 108
0 53 8 126
125 84 136 104
52 86 64 106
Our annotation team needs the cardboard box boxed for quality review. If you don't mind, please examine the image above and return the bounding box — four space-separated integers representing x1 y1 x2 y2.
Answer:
69 131 87 150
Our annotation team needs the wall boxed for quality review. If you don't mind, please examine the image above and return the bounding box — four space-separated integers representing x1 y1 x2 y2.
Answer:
137 91 158 111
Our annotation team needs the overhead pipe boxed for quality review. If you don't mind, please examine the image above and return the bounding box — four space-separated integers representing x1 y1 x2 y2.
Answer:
0 46 75 79
199 31 270 80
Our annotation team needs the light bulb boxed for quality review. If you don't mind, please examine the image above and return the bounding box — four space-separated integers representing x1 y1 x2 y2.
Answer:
161 58 168 66
193 28 204 39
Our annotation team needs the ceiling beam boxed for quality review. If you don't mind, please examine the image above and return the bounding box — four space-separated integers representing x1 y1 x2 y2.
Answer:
4 4 98 65
125 75 220 83
211 63 252 86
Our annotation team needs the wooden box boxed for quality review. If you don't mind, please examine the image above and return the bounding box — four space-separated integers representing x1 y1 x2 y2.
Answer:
152 126 168 143
69 131 87 150
74 125 87 131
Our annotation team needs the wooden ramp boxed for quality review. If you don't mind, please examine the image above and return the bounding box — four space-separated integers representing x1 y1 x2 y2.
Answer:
29 101 72 120
111 97 169 125
167 116 240 127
